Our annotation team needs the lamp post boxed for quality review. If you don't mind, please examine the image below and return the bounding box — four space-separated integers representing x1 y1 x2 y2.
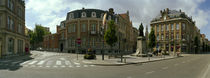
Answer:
100 26 105 60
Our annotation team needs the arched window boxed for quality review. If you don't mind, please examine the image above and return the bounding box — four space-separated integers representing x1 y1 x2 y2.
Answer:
81 12 86 18
69 13 74 19
92 12 96 17
8 38 14 53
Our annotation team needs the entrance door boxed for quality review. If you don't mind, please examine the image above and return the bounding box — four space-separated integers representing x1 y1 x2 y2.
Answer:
60 43 63 52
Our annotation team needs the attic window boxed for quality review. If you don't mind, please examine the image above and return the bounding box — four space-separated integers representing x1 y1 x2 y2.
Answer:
92 12 96 18
82 12 86 18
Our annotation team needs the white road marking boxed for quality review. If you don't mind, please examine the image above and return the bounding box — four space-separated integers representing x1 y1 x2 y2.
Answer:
74 62 80 65
31 65 36 67
127 76 132 78
37 61 45 65
69 66 72 68
56 61 62 65
20 61 30 65
90 65 95 67
65 61 71 65
53 66 58 68
182 61 186 63
28 61 38 65
46 66 50 68
84 65 88 67
145 71 155 74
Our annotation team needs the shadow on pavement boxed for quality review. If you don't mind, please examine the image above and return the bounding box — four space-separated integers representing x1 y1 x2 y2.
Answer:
0 54 34 71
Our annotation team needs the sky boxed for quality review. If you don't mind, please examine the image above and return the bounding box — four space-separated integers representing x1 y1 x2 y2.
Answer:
25 0 210 40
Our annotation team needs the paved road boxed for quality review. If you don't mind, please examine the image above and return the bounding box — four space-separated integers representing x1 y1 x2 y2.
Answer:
0 51 210 78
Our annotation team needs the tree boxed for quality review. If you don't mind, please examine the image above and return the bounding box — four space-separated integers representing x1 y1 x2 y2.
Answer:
148 27 156 52
29 24 51 49
104 20 118 52
194 36 200 54
139 23 144 36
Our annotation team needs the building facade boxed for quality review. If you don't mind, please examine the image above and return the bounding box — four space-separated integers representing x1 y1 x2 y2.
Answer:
150 8 201 54
43 8 138 54
0 0 29 58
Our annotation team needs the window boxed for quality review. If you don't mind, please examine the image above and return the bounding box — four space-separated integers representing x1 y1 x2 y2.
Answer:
157 34 159 41
52 35 54 40
0 15 2 26
82 38 86 46
81 12 86 18
92 38 95 47
161 24 163 31
176 23 179 30
161 34 164 40
166 24 169 31
68 25 71 33
69 13 74 19
92 12 96 17
166 34 169 40
82 24 86 32
101 13 104 18
171 23 174 31
8 0 14 11
91 24 96 31
8 16 10 29
73 24 76 32
17 40 23 54
18 24 22 33
108 15 111 20
171 34 174 40
8 38 14 54
182 23 186 30
11 19 14 31
156 25 159 32
61 32 64 40
176 34 179 40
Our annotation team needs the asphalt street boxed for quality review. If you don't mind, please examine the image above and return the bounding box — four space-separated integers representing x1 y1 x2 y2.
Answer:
0 51 210 78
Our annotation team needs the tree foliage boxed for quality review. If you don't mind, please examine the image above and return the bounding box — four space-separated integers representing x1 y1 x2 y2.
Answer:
148 27 156 50
29 24 51 48
104 20 118 47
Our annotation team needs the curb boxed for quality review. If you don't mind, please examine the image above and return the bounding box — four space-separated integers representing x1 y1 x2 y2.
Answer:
90 56 182 66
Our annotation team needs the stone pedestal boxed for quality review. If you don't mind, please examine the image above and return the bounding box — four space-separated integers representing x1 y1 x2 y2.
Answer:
132 36 147 56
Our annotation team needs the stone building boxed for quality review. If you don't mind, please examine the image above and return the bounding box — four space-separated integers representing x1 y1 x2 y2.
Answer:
43 8 138 54
0 0 29 57
150 8 201 54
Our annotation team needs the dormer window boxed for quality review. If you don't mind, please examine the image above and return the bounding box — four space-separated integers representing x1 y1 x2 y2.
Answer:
82 12 86 18
92 12 96 18
69 13 74 19
101 13 104 18
108 15 112 20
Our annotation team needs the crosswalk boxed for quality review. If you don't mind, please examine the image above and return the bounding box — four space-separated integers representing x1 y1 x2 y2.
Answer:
0 59 96 68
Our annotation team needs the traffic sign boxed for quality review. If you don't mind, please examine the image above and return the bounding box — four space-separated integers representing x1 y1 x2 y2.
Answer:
77 38 81 44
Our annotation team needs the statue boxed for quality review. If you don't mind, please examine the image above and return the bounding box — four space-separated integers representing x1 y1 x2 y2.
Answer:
139 23 144 36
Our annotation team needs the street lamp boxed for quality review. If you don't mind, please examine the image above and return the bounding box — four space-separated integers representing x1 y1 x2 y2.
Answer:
100 26 105 60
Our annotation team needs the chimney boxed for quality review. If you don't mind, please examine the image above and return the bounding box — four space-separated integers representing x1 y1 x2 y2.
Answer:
109 8 114 14
179 9 182 12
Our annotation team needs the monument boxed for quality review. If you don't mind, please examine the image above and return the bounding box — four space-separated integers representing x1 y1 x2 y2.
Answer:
132 23 147 56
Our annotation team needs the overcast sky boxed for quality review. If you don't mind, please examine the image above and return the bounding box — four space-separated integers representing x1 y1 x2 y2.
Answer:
25 0 210 39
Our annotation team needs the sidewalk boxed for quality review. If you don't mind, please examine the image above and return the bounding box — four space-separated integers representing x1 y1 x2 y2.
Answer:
82 55 182 66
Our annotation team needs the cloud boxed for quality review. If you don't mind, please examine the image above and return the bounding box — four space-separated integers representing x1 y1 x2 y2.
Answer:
26 0 209 34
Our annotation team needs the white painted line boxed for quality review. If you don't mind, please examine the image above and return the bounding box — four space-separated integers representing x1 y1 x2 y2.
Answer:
182 61 186 63
31 65 36 67
28 61 38 65
46 66 50 68
39 66 43 67
20 61 30 65
201 64 210 78
84 65 88 67
65 61 71 65
37 61 45 65
53 66 58 68
56 61 62 65
90 65 95 67
69 66 72 68
74 62 80 65
145 71 155 74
